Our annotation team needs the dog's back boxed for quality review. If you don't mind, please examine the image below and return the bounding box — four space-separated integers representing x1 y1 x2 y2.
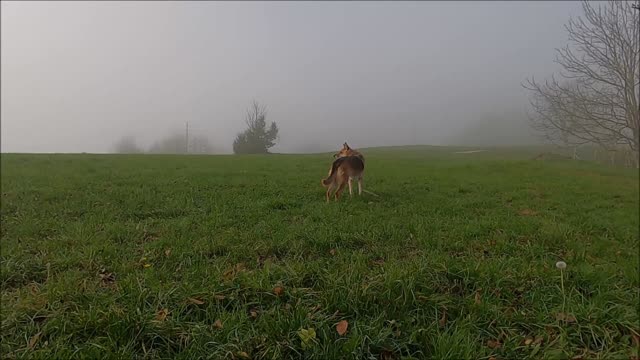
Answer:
334 143 365 163
322 156 364 187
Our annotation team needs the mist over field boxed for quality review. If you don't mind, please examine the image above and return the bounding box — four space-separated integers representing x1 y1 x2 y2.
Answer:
1 1 586 154
2 2 639 358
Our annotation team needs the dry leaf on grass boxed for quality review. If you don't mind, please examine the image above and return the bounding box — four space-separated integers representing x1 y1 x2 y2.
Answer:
534 335 544 345
518 208 538 216
222 268 234 279
487 339 502 349
155 308 169 321
336 320 349 336
438 309 447 328
249 309 259 319
555 312 577 323
329 249 337 256
236 351 250 359
273 286 284 296
524 338 534 346
213 319 223 329
164 249 171 257
213 294 226 301
28 332 42 349
474 291 481 305
188 297 205 305
222 263 246 281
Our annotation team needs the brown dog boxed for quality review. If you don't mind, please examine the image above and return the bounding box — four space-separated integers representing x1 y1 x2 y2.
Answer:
322 143 365 202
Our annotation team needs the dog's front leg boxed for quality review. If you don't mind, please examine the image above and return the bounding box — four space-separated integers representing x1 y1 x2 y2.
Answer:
348 178 353 197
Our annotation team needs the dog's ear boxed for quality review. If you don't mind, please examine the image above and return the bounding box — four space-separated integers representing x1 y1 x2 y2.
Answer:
343 142 350 150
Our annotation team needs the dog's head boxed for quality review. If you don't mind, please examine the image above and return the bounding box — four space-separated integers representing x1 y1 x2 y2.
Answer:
333 142 353 158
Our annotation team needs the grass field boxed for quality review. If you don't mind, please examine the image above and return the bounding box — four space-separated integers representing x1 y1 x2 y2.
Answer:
1 146 638 359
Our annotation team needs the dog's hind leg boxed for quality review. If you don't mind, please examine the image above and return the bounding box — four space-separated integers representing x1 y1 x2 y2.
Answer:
348 178 353 197
358 176 363 196
335 181 347 201
325 184 334 203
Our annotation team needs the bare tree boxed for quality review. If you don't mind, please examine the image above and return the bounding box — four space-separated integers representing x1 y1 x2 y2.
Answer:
524 0 639 167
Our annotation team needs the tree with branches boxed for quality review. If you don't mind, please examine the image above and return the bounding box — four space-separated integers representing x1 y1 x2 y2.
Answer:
233 101 279 154
523 0 639 167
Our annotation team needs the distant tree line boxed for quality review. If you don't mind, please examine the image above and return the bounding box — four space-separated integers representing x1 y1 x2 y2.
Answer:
113 100 280 155
148 133 217 154
113 133 219 154
113 136 143 154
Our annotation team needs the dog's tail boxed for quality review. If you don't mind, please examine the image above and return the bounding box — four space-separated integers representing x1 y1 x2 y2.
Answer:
322 157 344 187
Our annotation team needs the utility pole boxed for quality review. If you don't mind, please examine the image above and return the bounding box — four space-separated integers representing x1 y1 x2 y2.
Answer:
185 121 189 154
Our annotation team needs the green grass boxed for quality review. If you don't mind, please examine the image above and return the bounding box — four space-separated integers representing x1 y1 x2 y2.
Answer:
1 147 638 359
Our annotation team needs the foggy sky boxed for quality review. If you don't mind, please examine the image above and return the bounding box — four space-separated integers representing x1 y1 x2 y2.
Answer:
1 1 585 154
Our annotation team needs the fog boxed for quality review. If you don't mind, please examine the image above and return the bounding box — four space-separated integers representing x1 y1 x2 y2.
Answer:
1 1 585 154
